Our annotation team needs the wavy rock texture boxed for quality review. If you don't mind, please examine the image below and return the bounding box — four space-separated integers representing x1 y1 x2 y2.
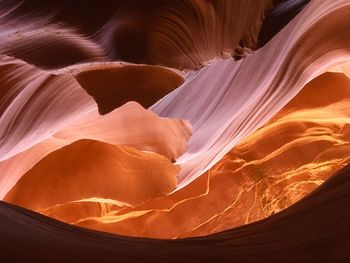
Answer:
1 0 350 261
0 100 191 199
4 139 179 209
1 164 350 262
0 4 106 68
0 0 281 200
0 56 191 198
7 72 349 238
153 0 350 189
0 0 273 69
98 0 273 69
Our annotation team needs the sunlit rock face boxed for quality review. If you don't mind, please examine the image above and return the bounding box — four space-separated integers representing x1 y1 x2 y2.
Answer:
1 0 350 261
4 139 179 210
7 72 349 238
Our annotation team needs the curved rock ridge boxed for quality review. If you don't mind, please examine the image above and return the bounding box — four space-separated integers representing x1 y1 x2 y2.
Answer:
98 0 273 69
72 62 184 114
1 163 350 262
0 101 191 199
0 0 313 198
0 0 310 197
152 0 350 190
178 72 350 237
4 139 179 210
0 1 350 259
0 55 93 162
1 0 296 70
0 55 191 198
0 55 188 161
10 72 349 238
0 3 106 68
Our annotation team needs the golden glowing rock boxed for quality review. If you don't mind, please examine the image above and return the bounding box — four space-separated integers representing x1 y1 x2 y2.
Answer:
6 72 350 239
4 139 179 211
